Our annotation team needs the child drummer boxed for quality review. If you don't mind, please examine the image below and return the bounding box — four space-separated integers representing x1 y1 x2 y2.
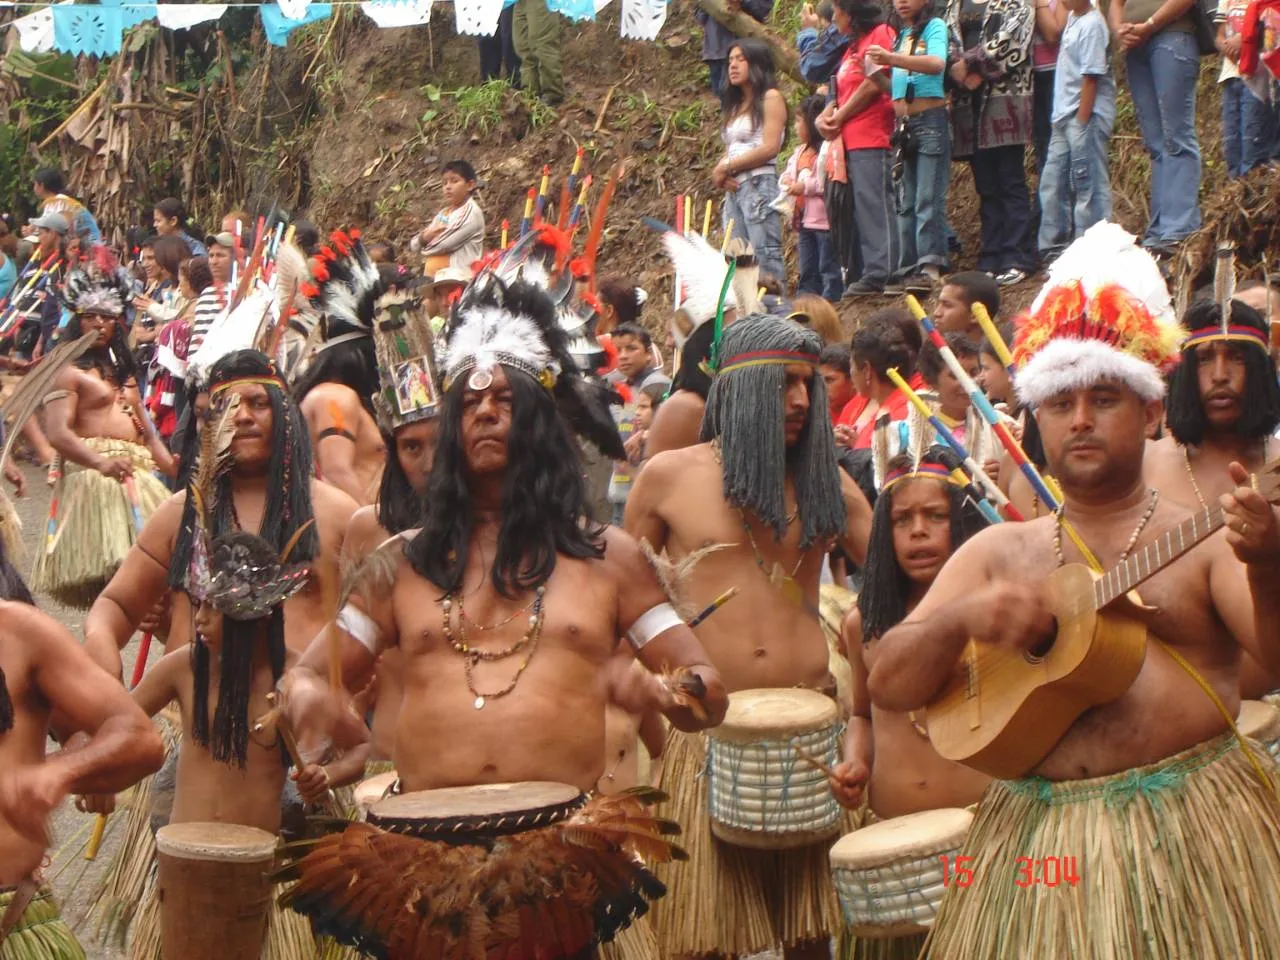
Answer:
829 448 992 955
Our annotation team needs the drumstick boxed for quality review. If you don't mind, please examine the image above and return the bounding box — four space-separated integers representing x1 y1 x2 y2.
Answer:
84 815 107 861
687 587 739 628
793 742 839 780
263 692 339 818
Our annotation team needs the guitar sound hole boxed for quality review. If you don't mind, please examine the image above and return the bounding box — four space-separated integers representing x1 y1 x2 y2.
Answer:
1024 620 1058 663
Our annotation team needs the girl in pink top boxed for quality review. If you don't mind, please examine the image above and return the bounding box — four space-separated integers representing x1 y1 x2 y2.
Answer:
781 96 843 300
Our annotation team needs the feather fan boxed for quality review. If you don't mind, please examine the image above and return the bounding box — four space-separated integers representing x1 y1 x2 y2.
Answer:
185 395 240 600
0 332 97 469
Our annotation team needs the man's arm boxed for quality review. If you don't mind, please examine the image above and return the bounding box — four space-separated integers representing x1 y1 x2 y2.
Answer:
301 387 371 505
623 450 675 553
607 528 728 731
838 469 873 567
42 371 124 473
83 495 184 679
867 527 1053 711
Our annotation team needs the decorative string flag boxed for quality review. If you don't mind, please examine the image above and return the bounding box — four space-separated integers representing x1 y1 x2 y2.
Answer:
261 1 331 46
453 0 504 36
154 3 227 29
51 4 123 55
360 0 432 27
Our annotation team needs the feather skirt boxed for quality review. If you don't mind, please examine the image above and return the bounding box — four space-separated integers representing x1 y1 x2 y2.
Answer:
0 886 86 960
648 727 857 956
922 733 1280 959
29 439 168 609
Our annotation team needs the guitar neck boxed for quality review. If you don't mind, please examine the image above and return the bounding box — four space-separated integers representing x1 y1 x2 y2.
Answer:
1092 506 1225 608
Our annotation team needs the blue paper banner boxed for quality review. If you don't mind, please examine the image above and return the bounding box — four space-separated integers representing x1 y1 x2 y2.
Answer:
548 0 593 20
260 1 332 46
52 4 124 55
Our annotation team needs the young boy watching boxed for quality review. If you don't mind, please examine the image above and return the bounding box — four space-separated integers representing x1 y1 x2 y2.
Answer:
410 160 486 275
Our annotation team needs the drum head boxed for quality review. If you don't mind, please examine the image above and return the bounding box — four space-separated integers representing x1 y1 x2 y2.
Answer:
715 688 838 743
829 808 973 869
355 771 399 809
1238 700 1280 743
155 822 278 862
370 781 581 822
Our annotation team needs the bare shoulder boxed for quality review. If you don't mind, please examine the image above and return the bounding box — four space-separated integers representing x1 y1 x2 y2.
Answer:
301 381 359 416
343 505 387 557
945 518 1038 580
2 601 75 655
311 478 360 526
140 491 189 549
599 525 650 578
50 363 89 395
842 604 863 645
645 441 714 480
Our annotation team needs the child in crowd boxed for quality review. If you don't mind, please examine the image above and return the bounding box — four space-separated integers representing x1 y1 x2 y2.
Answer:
367 240 397 264
977 322 1016 409
781 96 843 301
607 324 671 525
919 332 1012 475
797 0 849 85
819 342 857 422
931 270 1000 341
790 293 845 344
1037 0 1116 259
409 160 485 275
1216 0 1280 177
867 0 950 293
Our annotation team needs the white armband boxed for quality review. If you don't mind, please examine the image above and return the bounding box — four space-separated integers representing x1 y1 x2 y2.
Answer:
626 602 684 651
336 603 379 654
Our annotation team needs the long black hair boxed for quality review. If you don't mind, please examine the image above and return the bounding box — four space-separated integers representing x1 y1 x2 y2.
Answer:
170 350 319 592
407 366 606 598
67 313 136 386
721 38 779 131
376 429 424 535
833 0 885 39
0 536 35 735
1166 299 1280 446
857 448 987 643
292 337 379 418
671 321 718 400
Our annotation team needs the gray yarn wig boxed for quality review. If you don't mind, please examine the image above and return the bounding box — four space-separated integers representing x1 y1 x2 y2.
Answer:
700 315 847 548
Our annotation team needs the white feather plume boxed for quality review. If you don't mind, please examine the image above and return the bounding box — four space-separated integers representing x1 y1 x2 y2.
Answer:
187 286 277 384
1031 221 1175 329
442 304 553 384
662 230 737 331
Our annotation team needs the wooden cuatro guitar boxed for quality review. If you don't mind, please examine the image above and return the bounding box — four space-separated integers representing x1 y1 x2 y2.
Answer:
926 465 1280 779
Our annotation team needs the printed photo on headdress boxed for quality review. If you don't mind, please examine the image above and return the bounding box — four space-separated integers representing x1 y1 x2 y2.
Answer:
393 356 439 417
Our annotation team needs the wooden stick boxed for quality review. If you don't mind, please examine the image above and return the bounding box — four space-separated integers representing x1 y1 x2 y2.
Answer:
263 693 339 817
85 815 107 861
38 81 107 149
793 742 838 779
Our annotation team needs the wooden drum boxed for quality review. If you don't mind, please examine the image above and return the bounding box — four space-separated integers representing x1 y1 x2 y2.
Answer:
354 770 399 820
154 822 277 960
706 688 843 849
1239 699 1280 762
368 781 586 840
828 808 973 938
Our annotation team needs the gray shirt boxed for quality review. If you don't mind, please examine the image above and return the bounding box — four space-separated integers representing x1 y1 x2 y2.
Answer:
1052 9 1116 126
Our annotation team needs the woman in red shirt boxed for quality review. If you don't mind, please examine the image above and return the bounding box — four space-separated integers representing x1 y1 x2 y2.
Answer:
818 0 899 297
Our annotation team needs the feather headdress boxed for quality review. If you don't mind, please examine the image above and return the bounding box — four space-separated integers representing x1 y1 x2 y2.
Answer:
1180 243 1270 353
186 286 276 386
304 229 383 347
445 270 625 459
61 248 135 317
372 285 441 431
647 220 738 350
1012 222 1186 408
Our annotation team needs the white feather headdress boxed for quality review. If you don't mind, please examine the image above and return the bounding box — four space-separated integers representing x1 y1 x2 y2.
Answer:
656 227 738 349
442 301 556 390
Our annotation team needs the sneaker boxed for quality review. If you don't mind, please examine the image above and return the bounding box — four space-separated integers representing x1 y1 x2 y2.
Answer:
902 272 935 294
842 280 885 298
996 267 1029 287
882 279 906 296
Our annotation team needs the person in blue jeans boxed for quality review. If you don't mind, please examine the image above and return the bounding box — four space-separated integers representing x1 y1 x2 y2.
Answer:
1216 0 1280 177
868 0 951 292
1111 0 1201 251
1037 0 1116 258
782 96 844 300
714 39 788 289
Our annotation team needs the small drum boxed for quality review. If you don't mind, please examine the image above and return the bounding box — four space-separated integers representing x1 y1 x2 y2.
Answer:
1239 699 1280 762
354 770 399 820
706 688 843 849
368 781 586 840
154 822 277 960
828 808 973 939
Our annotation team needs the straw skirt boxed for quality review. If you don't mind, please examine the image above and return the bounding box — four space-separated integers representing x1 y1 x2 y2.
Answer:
922 733 1280 959
30 438 168 609
0 886 86 960
649 727 856 956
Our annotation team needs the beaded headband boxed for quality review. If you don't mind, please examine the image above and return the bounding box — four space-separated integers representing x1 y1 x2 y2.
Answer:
881 462 964 493
209 374 288 398
1182 324 1270 351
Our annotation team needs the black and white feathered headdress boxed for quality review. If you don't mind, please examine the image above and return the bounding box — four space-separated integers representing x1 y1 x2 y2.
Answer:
304 229 383 349
444 235 625 459
61 247 136 317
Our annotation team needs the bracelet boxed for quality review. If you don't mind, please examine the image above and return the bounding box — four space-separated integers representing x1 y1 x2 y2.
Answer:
1144 16 1155 29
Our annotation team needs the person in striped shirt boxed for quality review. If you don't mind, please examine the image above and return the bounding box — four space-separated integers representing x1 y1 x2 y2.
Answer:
188 235 233 353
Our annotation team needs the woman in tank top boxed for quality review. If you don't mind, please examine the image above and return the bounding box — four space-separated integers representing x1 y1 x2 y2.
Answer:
712 38 788 290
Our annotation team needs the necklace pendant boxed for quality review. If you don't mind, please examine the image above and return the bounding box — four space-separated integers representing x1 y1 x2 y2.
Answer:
474 696 486 710
780 575 804 607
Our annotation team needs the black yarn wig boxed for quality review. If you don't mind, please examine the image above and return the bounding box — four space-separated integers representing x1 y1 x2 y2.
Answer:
189 534 288 768
0 536 35 735
169 350 319 593
1166 299 1280 446
857 447 988 644
376 428 424 535
407 366 607 598
291 335 379 419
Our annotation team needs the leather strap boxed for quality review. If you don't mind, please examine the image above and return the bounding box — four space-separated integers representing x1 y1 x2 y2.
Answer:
317 426 357 444
0 878 38 948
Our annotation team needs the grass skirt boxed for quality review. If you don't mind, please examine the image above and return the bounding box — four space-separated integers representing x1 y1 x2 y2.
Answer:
922 733 1280 959
649 727 856 956
598 915 659 960
29 439 168 609
0 886 86 960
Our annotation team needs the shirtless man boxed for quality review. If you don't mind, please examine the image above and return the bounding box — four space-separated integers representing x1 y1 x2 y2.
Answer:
1 573 163 955
626 316 873 960
276 275 725 957
33 273 175 608
83 349 358 680
1144 295 1280 697
295 234 388 504
868 234 1280 957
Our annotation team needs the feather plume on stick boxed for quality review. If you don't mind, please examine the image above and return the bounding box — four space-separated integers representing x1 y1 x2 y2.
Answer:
1214 242 1237 336
190 395 240 530
636 538 732 620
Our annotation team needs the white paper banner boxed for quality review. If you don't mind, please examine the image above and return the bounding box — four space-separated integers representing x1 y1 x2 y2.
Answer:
594 0 612 12
155 3 229 30
277 0 311 19
454 0 503 35
13 4 57 53
361 0 433 27
620 0 665 40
